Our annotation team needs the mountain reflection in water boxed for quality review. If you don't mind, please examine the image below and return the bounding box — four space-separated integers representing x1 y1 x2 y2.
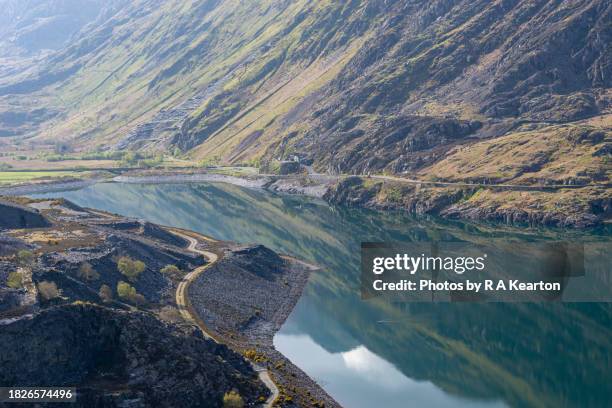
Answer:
34 182 612 408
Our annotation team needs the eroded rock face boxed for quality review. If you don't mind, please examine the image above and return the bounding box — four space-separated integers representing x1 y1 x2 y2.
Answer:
0 260 23 313
0 198 278 407
0 303 267 407
249 0 610 180
230 244 285 280
323 176 379 207
0 200 50 229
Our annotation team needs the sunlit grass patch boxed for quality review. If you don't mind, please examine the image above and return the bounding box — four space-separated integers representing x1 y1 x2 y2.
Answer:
0 171 81 184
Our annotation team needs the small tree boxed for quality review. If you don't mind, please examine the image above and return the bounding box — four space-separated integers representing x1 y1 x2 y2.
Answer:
6 272 23 289
116 281 146 305
99 284 113 302
78 262 100 281
117 257 146 281
160 264 181 279
117 281 136 299
16 250 34 267
223 391 244 408
38 281 60 301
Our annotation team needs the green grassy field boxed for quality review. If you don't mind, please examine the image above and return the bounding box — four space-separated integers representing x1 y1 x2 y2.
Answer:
0 171 82 185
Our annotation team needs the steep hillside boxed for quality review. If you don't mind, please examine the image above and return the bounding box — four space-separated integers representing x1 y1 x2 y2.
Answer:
1 0 362 149
260 0 611 174
0 0 609 224
1 1 609 164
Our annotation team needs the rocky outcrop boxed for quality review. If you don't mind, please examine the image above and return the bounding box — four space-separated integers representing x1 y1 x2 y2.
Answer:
142 222 188 247
275 0 611 175
229 244 286 281
0 261 24 314
323 176 608 228
0 199 50 229
440 202 602 229
0 197 294 407
323 176 381 207
0 303 268 407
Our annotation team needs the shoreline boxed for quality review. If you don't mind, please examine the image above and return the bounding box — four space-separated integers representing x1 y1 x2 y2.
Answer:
0 178 103 196
164 228 336 407
186 236 340 407
1 168 608 229
0 171 336 199
0 197 271 406
166 228 281 407
0 196 336 406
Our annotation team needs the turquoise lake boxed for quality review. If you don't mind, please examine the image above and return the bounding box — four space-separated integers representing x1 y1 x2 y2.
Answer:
34 181 612 408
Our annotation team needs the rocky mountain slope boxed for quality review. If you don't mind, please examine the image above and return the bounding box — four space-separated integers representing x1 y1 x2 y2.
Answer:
2 1 607 160
278 0 611 175
0 0 609 225
0 197 270 407
1 304 263 407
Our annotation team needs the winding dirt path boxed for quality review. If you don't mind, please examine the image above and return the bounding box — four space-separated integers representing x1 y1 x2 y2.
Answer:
167 228 280 407
172 231 219 330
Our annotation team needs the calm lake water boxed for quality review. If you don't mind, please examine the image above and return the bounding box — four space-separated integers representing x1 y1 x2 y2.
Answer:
34 182 612 408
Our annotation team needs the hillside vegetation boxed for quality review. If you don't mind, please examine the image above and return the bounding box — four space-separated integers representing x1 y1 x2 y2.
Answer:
0 0 609 225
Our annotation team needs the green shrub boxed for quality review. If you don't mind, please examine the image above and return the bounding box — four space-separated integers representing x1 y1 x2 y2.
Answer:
116 256 146 281
116 281 146 305
117 281 136 298
198 156 220 167
385 186 403 203
222 391 244 408
268 160 281 174
80 151 125 161
121 152 144 166
6 272 23 289
45 154 67 162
